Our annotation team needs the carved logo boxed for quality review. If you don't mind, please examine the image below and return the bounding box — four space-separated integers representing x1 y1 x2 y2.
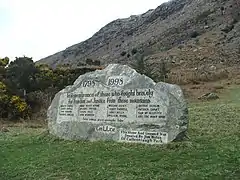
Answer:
95 125 116 134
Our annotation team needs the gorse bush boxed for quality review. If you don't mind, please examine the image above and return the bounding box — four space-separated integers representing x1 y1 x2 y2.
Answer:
9 96 30 120
0 81 7 93
0 80 30 119
0 56 99 120
10 96 28 113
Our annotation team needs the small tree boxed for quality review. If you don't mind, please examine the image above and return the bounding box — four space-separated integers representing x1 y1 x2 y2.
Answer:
158 59 170 82
6 56 39 95
131 53 170 82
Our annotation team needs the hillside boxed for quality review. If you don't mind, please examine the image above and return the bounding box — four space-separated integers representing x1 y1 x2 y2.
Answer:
37 0 240 82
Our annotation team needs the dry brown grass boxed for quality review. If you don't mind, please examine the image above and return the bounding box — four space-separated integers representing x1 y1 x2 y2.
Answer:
0 118 46 129
167 67 238 85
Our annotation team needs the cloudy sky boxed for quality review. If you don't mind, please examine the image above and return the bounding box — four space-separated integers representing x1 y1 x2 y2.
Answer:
0 0 168 61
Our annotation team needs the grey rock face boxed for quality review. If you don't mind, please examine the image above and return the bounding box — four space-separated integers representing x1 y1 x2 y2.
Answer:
48 64 188 144
37 0 240 71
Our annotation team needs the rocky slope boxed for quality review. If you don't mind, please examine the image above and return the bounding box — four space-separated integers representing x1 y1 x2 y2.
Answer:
37 0 240 81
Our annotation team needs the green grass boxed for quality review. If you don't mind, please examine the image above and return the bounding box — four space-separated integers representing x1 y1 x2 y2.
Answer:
1 87 240 180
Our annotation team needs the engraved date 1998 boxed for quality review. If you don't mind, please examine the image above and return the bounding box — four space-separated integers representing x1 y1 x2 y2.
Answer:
108 77 124 86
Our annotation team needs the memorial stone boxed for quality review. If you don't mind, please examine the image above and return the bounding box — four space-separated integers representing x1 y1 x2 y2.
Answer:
48 64 188 144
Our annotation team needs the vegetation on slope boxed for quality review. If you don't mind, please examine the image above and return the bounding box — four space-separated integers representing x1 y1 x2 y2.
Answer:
0 56 100 120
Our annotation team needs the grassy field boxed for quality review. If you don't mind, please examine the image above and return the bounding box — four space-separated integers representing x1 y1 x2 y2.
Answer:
0 86 240 180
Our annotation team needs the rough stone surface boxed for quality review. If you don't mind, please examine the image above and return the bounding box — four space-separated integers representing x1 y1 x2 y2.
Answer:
48 64 188 144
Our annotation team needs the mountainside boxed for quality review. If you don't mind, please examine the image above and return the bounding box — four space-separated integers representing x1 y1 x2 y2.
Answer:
37 0 240 83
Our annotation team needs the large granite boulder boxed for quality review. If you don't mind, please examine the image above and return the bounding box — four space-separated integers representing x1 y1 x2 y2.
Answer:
48 64 188 144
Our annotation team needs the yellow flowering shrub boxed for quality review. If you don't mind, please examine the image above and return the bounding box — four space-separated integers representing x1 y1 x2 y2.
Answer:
10 96 28 113
0 83 10 118
0 81 7 93
0 57 9 67
0 90 30 119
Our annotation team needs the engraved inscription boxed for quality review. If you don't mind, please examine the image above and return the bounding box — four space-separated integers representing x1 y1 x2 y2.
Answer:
95 125 116 134
59 104 74 116
136 104 165 119
57 88 167 123
107 76 124 87
107 104 128 118
56 73 168 125
119 129 168 144
81 80 96 87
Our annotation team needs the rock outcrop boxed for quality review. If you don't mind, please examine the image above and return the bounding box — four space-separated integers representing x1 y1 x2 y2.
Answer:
48 64 188 144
